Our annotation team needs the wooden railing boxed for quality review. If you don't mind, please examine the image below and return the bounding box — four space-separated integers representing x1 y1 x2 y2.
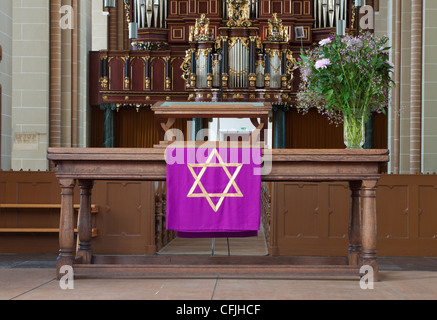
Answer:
259 174 437 257
154 181 175 251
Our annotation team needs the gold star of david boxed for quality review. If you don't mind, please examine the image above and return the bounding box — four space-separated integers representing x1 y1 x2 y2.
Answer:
187 148 243 212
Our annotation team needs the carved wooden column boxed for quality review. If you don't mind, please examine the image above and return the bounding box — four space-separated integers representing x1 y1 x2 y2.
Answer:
77 180 94 264
56 178 76 279
348 180 362 265
361 179 378 281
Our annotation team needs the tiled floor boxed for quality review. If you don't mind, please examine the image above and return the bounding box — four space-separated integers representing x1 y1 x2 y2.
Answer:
1 253 437 300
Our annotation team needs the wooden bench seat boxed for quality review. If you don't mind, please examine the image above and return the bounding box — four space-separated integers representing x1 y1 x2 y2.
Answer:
0 204 99 212
0 204 99 237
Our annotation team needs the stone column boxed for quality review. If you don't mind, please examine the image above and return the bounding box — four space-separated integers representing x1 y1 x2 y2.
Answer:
193 118 204 141
410 0 423 174
273 104 289 149
100 103 115 148
393 0 402 173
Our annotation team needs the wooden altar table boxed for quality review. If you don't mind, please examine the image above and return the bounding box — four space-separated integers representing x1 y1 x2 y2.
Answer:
47 147 389 280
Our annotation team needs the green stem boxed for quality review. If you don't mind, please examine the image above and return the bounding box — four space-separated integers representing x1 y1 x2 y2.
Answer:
344 114 365 149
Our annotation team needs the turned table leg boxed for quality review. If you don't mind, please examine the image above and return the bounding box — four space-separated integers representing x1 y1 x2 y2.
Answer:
361 179 379 281
77 179 94 264
348 181 362 266
57 178 76 279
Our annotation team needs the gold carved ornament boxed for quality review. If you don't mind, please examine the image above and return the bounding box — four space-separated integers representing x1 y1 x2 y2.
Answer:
285 49 297 88
190 14 211 42
180 49 193 87
228 37 250 50
267 13 289 42
226 0 251 28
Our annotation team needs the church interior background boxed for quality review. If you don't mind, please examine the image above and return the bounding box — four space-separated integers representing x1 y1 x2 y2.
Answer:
0 0 436 258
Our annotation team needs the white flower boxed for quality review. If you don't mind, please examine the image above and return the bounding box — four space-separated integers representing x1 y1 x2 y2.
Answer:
315 58 331 70
319 38 332 46
386 60 395 68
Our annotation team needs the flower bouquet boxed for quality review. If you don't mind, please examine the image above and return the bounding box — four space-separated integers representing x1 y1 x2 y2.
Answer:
296 32 394 149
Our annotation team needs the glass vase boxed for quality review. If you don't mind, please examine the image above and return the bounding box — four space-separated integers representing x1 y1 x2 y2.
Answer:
344 113 365 149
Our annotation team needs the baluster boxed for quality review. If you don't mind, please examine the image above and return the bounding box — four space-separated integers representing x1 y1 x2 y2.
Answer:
57 179 76 279
77 180 94 264
361 180 379 281
155 182 163 251
163 182 170 245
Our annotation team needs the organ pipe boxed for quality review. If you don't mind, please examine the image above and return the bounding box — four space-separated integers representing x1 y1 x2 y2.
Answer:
131 0 169 29
314 0 347 28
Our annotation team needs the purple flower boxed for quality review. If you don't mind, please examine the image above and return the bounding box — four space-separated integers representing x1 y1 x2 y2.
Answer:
315 58 331 70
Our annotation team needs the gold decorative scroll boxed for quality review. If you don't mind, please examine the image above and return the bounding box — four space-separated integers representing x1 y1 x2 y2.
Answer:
180 49 193 87
285 49 296 89
229 66 250 76
228 37 250 50
196 48 212 59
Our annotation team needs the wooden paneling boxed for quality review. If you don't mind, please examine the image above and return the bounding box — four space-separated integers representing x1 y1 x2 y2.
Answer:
274 182 349 256
130 57 146 91
91 180 156 255
286 109 388 149
270 174 437 257
150 58 166 92
376 175 437 256
171 58 186 92
108 57 124 91
0 171 157 255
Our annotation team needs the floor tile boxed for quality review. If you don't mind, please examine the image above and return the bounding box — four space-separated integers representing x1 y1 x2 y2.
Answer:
212 278 404 300
379 271 437 300
12 276 217 300
0 269 56 300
